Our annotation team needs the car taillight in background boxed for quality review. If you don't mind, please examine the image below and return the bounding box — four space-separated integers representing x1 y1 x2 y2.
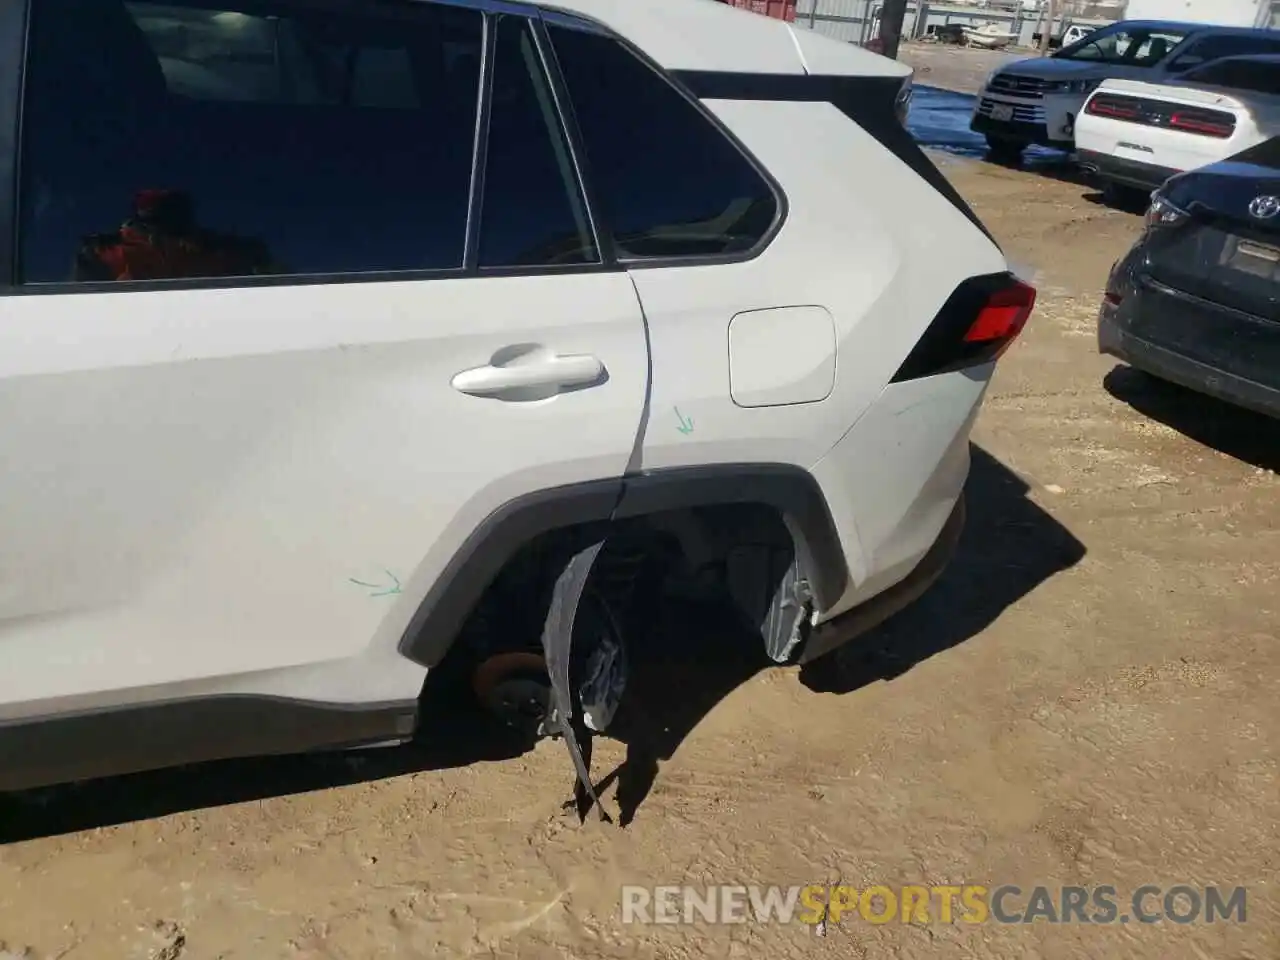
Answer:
892 274 1037 381
1085 93 1142 121
1085 95 1237 139
1144 192 1188 231
1168 108 1236 139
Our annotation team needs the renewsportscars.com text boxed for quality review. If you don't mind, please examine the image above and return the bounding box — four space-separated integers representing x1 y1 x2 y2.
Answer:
620 884 1247 926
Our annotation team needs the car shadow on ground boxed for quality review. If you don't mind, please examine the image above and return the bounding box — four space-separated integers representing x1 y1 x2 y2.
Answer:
797 445 1085 696
977 150 1151 215
1104 364 1280 472
0 445 1084 843
982 149 1092 187
599 447 1085 824
1080 185 1152 215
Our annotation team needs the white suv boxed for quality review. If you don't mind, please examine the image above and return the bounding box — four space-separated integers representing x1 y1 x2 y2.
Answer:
0 0 1031 795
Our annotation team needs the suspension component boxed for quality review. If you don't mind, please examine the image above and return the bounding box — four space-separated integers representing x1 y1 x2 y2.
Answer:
463 528 651 739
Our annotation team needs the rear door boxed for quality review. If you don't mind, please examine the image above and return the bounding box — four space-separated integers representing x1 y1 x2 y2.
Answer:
0 0 648 723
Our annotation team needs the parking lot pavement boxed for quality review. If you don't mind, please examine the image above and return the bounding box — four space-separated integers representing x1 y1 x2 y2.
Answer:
0 155 1277 960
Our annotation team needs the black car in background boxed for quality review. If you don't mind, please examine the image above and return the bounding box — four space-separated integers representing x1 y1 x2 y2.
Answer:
1099 138 1280 419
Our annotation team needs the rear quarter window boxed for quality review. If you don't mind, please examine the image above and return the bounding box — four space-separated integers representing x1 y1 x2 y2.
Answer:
546 24 778 261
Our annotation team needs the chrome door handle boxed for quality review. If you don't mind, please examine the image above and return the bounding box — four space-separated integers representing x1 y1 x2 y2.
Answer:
451 352 605 398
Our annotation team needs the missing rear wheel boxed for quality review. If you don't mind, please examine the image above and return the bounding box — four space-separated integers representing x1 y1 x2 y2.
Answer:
471 652 551 728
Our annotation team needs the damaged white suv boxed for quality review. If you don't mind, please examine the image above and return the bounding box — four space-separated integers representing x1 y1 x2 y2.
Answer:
0 0 1033 799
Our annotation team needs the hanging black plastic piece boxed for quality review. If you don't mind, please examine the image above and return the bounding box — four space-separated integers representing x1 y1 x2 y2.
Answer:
540 538 613 823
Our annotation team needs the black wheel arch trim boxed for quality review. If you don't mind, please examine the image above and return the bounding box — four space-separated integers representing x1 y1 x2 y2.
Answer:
397 463 848 668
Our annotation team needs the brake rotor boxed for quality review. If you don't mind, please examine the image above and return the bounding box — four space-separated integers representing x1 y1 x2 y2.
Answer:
471 651 551 725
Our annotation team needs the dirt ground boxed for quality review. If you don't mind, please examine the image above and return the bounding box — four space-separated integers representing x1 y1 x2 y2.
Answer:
2 156 1279 958
901 42 1024 95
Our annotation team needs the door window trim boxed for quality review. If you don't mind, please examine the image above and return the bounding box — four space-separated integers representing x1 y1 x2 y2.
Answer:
461 5 495 272
533 11 618 267
0 0 618 297
472 11 609 272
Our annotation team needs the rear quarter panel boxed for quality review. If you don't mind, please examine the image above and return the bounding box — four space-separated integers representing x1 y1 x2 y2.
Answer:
630 97 1006 593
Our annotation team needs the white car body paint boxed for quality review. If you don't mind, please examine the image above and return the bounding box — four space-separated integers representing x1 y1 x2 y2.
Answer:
0 0 1017 789
0 273 650 719
728 306 836 409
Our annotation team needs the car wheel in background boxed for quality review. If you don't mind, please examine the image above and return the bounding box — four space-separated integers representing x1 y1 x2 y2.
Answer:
1101 180 1153 211
985 135 1028 162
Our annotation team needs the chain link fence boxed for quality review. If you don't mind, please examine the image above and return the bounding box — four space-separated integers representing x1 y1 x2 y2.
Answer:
793 0 1126 48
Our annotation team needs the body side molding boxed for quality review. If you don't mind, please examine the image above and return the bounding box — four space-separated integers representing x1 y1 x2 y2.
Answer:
0 696 417 794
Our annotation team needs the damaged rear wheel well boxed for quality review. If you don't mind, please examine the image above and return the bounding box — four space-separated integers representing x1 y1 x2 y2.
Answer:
441 500 818 703
611 503 816 663
437 500 821 823
399 464 846 674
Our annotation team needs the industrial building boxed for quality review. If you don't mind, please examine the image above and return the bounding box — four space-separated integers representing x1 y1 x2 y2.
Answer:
717 0 1279 48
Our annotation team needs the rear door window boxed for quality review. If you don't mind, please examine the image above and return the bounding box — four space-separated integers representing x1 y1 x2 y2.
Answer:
19 0 483 284
547 24 778 261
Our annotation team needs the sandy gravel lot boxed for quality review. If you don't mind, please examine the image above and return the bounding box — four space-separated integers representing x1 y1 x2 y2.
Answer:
1 130 1278 960
901 42 1024 95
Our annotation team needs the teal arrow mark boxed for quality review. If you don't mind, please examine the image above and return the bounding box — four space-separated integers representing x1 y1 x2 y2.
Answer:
674 406 694 435
349 569 402 597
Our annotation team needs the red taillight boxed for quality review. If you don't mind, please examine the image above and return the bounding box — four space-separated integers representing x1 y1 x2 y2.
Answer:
964 281 1037 352
1086 97 1140 120
1085 96 1237 139
1169 110 1235 138
891 274 1038 382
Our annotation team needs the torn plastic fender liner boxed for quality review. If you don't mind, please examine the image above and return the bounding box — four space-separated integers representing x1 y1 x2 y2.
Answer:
540 537 613 823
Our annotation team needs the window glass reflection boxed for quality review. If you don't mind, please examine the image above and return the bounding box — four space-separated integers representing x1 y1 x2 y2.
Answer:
20 0 483 283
